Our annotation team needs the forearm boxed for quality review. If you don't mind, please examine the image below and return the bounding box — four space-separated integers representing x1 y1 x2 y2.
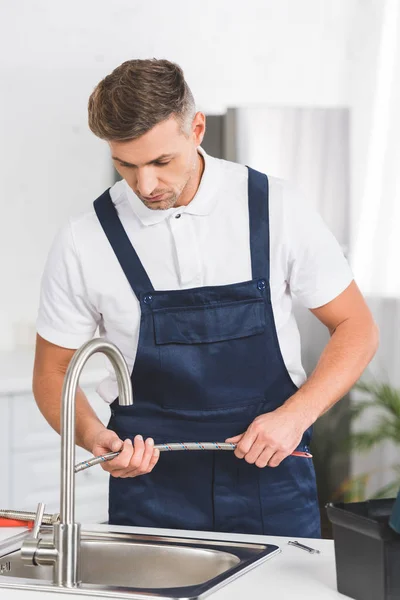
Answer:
281 315 379 429
33 373 107 452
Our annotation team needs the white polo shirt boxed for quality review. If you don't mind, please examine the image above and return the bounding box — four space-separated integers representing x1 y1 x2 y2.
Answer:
36 147 353 403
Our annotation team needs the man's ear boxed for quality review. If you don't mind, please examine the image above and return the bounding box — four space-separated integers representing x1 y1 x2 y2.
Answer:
192 112 206 145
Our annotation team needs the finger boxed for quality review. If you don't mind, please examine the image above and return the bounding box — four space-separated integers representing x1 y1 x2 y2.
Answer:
254 448 276 469
106 438 134 471
234 431 257 459
93 431 123 456
266 451 287 468
243 438 269 465
110 436 124 452
100 439 129 472
132 437 155 474
97 435 124 471
128 435 146 470
121 447 160 478
225 433 243 443
147 448 160 472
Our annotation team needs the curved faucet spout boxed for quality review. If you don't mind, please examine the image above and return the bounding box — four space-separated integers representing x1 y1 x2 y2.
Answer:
22 339 133 587
57 339 132 586
61 339 133 526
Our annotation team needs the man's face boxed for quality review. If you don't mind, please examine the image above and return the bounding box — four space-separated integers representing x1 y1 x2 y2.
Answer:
109 113 205 210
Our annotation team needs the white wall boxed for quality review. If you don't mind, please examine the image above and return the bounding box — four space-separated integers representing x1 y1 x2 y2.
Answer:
0 0 361 350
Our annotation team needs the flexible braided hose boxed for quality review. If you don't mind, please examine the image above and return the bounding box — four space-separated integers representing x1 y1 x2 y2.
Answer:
74 442 312 473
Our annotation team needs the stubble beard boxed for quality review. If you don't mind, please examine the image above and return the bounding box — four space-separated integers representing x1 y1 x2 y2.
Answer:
141 176 190 211
141 191 178 211
141 153 199 211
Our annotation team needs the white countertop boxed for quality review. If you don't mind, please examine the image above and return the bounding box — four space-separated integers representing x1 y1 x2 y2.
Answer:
0 524 350 599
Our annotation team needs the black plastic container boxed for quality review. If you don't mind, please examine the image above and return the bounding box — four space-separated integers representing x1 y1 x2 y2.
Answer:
326 499 400 600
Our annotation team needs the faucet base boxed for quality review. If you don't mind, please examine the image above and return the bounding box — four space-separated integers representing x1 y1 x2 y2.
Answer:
53 523 81 587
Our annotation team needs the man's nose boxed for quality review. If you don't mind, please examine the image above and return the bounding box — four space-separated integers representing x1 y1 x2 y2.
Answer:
136 168 158 197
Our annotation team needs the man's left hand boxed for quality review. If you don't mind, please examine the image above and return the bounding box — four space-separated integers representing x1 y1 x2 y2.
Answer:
225 406 308 468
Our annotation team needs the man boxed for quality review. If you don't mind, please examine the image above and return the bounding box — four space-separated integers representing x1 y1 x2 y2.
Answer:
33 59 378 538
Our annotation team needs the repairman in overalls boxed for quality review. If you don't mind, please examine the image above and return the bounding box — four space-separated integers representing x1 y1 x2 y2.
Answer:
34 59 378 538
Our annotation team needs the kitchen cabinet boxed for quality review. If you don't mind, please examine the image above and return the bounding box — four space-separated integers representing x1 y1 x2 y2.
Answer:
0 350 110 523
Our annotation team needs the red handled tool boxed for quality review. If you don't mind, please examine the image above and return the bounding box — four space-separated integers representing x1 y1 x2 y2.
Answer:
0 518 34 528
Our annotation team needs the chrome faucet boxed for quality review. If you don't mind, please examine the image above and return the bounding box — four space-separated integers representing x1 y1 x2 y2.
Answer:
21 339 133 587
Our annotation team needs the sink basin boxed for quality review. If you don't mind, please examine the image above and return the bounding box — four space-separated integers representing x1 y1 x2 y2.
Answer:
0 527 280 598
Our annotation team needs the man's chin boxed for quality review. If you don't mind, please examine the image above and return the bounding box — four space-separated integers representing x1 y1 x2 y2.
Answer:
143 198 176 211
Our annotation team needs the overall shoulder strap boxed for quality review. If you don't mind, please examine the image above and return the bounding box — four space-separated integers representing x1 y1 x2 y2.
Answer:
247 167 270 282
94 189 154 297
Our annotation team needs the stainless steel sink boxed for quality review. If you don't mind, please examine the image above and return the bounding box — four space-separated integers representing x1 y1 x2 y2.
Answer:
0 527 280 599
0 341 280 598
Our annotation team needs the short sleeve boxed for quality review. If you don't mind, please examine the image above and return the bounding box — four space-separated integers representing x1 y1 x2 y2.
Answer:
284 184 354 308
36 220 100 348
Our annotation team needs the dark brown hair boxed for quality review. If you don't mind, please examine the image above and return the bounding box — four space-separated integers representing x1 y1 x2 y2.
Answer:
88 59 195 141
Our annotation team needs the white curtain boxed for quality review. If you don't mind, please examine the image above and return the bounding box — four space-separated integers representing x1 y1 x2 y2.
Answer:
351 0 400 298
226 101 400 496
226 106 350 366
227 106 350 253
348 0 400 495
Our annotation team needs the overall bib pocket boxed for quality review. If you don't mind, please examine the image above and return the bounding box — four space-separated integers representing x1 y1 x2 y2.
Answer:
153 298 265 344
152 298 269 410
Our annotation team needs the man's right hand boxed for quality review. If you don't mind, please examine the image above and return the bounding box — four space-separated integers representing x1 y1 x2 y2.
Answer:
91 429 160 478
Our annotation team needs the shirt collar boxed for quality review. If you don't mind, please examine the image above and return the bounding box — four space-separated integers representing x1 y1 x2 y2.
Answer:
123 147 221 227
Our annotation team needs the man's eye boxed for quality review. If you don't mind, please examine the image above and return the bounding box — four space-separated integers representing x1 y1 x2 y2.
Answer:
118 161 170 168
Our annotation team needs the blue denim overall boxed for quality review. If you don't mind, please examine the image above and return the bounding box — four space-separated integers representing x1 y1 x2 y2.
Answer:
94 167 321 537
